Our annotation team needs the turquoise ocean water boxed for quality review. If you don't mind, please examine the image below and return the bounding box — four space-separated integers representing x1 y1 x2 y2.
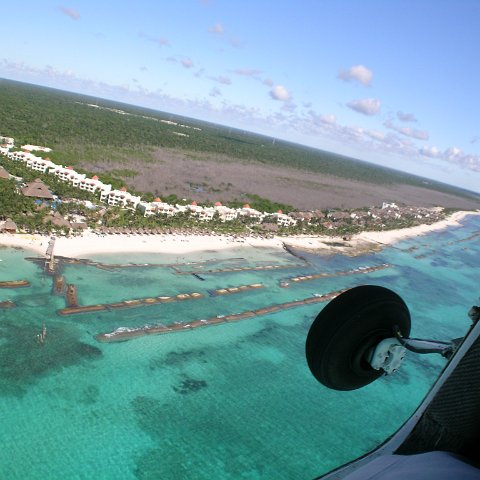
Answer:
0 215 479 479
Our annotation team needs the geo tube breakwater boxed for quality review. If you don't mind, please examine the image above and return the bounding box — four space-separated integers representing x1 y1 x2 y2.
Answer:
95 288 347 342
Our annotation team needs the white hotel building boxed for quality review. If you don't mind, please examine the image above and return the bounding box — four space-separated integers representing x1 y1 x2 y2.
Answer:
214 203 238 222
7 150 36 162
274 210 297 227
237 203 264 223
78 175 112 196
0 135 299 226
198 207 215 221
5 149 54 174
49 165 86 187
0 136 15 148
26 157 56 174
138 198 177 217
101 187 141 209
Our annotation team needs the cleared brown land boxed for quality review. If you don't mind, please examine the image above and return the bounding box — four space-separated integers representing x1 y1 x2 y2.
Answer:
82 148 480 211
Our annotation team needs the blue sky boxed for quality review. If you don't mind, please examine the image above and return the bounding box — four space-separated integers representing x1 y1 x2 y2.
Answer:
1 1 479 192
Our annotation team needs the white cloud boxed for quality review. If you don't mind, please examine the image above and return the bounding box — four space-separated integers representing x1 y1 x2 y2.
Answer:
59 6 80 20
320 114 336 125
401 127 428 140
216 75 231 85
234 68 262 77
263 78 274 87
338 65 373 86
181 58 194 69
270 85 291 101
444 146 462 160
462 155 480 172
209 23 224 34
417 145 480 172
347 98 381 116
281 101 297 113
209 87 221 97
384 120 429 140
419 145 440 158
365 130 385 141
397 111 417 122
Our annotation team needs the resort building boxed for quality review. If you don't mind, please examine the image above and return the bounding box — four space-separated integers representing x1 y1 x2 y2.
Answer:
0 133 304 226
21 178 54 200
382 202 398 210
274 210 297 227
237 203 264 222
26 157 56 174
0 165 10 180
43 212 71 230
21 144 52 153
7 150 37 163
174 204 189 214
0 136 15 148
78 175 112 195
187 201 203 216
0 218 17 233
214 202 237 222
100 187 141 210
138 198 177 217
198 207 215 221
49 166 86 187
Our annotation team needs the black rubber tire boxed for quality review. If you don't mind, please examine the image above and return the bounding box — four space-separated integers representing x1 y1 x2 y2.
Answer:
306 285 411 391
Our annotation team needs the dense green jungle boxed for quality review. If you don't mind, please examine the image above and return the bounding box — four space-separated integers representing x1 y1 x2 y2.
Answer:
1 78 478 202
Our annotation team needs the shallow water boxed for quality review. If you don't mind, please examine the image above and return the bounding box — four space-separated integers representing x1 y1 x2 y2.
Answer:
0 215 479 479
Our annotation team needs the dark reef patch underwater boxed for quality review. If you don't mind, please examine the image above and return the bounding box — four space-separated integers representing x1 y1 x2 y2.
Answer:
0 320 102 397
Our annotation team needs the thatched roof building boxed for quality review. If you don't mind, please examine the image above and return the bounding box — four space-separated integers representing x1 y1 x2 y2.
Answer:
43 212 71 228
0 218 17 233
21 179 54 199
0 166 10 180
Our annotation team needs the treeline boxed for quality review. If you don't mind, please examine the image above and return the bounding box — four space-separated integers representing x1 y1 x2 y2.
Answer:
1 78 478 201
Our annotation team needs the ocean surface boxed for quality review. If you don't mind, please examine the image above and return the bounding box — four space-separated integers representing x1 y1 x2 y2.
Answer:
0 215 479 480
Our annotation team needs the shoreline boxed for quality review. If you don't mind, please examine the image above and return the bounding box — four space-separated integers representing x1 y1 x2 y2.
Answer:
283 210 480 256
0 210 478 259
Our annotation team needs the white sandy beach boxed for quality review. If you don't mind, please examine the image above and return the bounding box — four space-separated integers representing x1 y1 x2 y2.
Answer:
284 210 480 256
0 210 478 259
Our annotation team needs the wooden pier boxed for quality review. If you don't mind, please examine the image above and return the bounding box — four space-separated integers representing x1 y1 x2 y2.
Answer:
45 237 56 273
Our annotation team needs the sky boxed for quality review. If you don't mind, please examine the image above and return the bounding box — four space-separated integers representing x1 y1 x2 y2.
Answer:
1 0 479 192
